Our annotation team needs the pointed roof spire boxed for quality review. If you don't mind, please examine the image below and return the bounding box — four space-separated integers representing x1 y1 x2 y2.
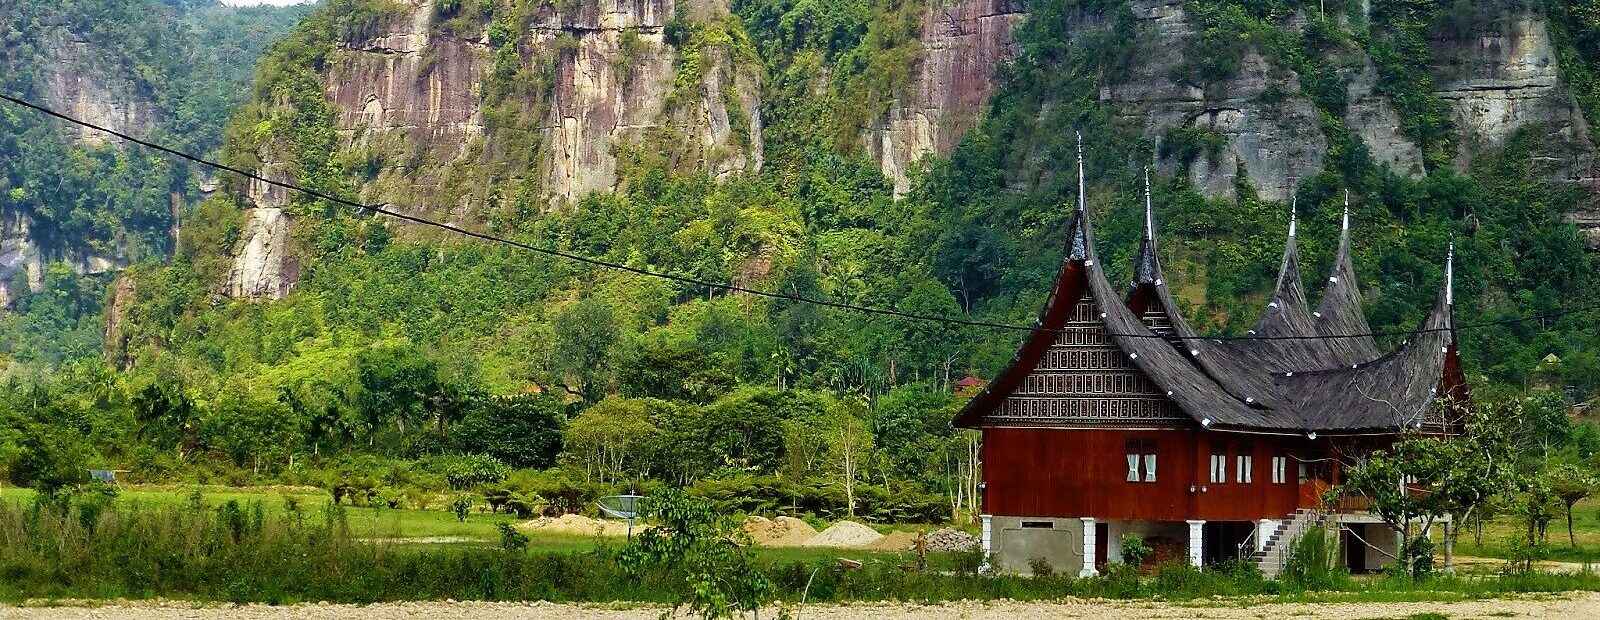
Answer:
1289 192 1298 238
1342 190 1351 231
1446 239 1455 307
1069 132 1088 260
1077 131 1087 214
1144 167 1155 241
1135 167 1159 284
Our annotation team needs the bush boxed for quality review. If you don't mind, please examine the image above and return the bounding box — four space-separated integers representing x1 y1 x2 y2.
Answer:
1119 533 1152 567
1280 525 1347 591
9 429 90 498
422 454 510 490
497 521 529 552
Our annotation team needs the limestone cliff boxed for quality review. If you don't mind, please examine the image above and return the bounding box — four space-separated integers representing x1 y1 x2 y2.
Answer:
866 0 1025 196
43 33 157 146
322 0 760 207
1111 1 1594 205
866 0 1596 214
0 27 154 306
226 0 764 298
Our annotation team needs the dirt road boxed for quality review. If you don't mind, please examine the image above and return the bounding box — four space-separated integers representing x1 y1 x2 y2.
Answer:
0 594 1590 620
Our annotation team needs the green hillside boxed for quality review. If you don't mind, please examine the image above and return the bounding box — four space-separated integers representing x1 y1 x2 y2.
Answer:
1 0 1598 519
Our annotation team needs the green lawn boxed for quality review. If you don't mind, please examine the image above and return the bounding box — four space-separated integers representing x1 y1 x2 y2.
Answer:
1455 495 1600 563
0 485 926 565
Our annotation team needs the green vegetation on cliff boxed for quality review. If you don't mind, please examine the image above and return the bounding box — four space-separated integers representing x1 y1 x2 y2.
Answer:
1 0 1598 528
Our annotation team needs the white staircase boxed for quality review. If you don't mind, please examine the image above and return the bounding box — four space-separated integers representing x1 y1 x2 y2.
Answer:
1252 509 1329 579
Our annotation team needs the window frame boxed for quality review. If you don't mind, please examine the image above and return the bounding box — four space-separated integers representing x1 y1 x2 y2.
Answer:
1209 440 1228 484
1124 438 1157 483
1235 441 1253 484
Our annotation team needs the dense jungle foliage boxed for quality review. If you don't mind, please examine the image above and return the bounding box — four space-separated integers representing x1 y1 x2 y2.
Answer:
2 0 1600 522
0 0 311 365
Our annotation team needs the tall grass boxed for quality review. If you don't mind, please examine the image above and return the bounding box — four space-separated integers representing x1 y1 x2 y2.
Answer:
2 499 1599 604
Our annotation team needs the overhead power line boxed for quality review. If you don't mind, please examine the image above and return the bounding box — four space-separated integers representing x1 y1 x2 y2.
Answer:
2 92 1596 343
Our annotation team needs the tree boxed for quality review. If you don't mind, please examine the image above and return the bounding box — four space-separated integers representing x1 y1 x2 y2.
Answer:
454 393 565 468
782 396 873 516
1339 436 1453 577
131 379 199 460
1545 463 1596 547
1520 391 1571 457
697 388 798 473
355 342 442 446
8 427 90 498
1428 398 1522 572
563 397 662 483
203 389 304 473
550 298 618 401
616 334 734 403
620 488 774 620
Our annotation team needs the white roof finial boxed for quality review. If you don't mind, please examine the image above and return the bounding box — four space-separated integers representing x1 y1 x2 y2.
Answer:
1342 190 1351 231
1076 132 1086 214
1288 193 1298 238
1144 167 1154 240
1446 240 1455 307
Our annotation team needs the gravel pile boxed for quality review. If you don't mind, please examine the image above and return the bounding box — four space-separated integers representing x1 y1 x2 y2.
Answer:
803 520 884 548
923 528 979 552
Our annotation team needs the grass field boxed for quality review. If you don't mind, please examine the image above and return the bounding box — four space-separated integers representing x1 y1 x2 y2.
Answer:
13 482 1600 568
0 484 926 567
1456 496 1600 563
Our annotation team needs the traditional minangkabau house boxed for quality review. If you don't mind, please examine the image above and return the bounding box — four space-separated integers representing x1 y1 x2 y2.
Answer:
952 146 1469 577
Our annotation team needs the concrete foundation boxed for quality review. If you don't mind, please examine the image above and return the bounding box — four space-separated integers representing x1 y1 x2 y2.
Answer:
991 516 1085 575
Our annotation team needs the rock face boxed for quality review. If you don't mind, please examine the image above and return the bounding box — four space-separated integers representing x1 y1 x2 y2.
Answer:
325 2 487 210
1112 2 1592 204
867 0 1026 195
227 0 764 298
318 0 760 208
862 0 1596 209
43 35 157 145
226 168 299 300
0 212 46 308
0 211 127 307
532 0 763 200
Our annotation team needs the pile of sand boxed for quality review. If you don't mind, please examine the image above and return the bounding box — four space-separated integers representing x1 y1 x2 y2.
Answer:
864 530 918 552
518 513 639 537
803 520 884 548
743 516 819 547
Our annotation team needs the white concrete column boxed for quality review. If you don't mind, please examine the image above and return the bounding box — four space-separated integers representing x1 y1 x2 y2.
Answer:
980 514 993 573
1186 519 1206 568
1080 517 1098 577
1255 519 1280 553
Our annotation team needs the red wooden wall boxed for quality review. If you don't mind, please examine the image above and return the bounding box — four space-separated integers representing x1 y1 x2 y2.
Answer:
981 427 1315 522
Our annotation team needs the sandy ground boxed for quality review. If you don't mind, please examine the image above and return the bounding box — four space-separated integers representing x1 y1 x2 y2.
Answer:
1 594 1593 620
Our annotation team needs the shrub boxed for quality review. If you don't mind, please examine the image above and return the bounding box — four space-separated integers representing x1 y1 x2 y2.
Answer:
1027 556 1054 576
1280 524 1347 591
497 521 529 552
1119 533 1152 567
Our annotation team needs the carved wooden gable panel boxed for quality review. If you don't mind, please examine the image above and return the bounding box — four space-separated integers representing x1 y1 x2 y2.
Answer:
995 288 1186 426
